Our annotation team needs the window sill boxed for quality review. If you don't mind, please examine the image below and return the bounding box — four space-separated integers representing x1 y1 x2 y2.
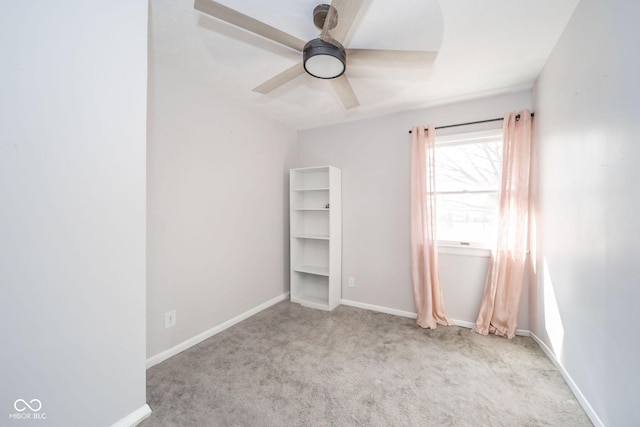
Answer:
437 244 491 258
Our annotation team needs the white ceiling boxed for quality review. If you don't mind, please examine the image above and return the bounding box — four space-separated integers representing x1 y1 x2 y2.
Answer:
150 0 579 130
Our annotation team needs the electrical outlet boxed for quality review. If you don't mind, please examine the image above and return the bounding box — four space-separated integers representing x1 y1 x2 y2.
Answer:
348 277 355 288
164 310 176 328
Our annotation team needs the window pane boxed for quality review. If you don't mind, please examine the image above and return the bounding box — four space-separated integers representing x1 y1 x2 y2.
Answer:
436 192 499 244
435 140 502 192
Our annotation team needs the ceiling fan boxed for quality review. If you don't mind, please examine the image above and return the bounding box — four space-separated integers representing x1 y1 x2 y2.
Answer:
194 0 437 109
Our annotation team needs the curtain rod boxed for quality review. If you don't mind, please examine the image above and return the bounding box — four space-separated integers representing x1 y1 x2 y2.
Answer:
408 113 534 133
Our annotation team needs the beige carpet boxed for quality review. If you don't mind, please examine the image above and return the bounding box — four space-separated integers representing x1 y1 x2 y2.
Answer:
141 301 591 426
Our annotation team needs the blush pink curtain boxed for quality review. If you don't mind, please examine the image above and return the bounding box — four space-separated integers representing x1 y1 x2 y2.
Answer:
410 126 451 329
474 110 533 338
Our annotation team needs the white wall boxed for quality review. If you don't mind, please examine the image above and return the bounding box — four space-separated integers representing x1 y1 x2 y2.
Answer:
298 91 531 327
146 56 297 358
0 2 148 426
530 0 640 425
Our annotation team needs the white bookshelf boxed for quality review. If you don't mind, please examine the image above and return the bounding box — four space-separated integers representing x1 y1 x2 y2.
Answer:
289 166 341 311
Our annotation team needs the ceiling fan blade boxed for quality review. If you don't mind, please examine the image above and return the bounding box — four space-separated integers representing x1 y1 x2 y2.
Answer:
253 62 305 94
194 0 306 52
320 5 338 41
330 75 360 110
322 0 365 45
347 49 437 68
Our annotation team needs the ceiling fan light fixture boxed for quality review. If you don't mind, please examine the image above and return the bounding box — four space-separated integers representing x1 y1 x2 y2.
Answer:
303 38 346 79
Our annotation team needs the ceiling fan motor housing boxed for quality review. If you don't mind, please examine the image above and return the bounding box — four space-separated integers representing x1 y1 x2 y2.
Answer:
303 38 346 79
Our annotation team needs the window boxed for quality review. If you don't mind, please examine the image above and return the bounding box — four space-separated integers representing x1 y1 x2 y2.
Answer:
434 129 503 246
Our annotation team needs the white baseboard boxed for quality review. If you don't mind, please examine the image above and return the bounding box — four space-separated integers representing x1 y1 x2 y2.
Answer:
110 404 151 427
146 293 289 369
530 332 604 427
449 318 531 337
450 318 475 329
341 299 418 319
341 300 529 336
